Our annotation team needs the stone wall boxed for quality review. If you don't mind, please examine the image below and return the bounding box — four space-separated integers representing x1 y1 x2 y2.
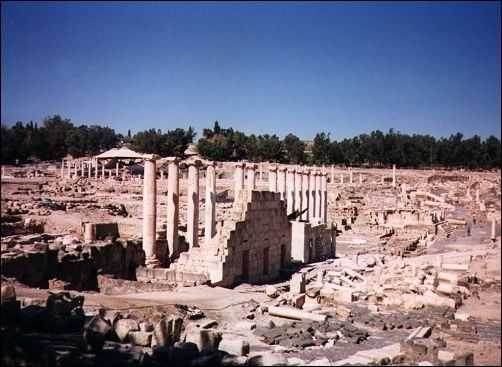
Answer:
171 190 291 287
291 221 335 263
1 237 144 290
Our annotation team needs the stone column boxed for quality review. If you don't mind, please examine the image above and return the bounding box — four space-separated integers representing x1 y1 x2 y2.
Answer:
491 218 497 241
166 158 179 260
277 167 287 201
67 161 72 178
88 162 92 178
73 162 78 178
294 167 302 215
116 162 119 177
475 189 480 203
187 161 201 249
268 164 278 192
321 172 328 224
94 161 98 179
142 156 160 267
340 173 344 184
234 162 245 200
330 165 334 183
286 168 296 215
349 167 353 185
160 170 164 181
101 164 105 179
359 174 362 185
309 169 316 222
392 164 396 187
316 170 322 221
246 163 256 193
301 169 310 221
61 159 65 177
205 162 216 246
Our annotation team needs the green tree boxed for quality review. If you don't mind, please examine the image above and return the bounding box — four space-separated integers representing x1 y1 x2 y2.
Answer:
283 133 305 163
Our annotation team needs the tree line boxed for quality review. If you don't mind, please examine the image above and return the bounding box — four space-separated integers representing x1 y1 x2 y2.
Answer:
1 116 500 169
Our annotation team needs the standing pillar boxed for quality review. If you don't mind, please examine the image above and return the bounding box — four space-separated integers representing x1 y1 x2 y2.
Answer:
94 161 98 179
166 158 179 260
88 162 92 178
101 164 105 179
340 174 344 184
269 164 278 192
316 170 322 221
116 162 119 177
277 167 287 201
475 188 480 203
187 161 201 249
160 170 164 181
61 159 65 177
294 167 302 216
246 164 256 193
491 218 497 241
321 172 328 224
286 168 296 215
301 169 310 221
205 162 216 246
392 164 396 187
142 156 160 267
73 162 78 178
309 169 316 222
234 162 245 200
349 167 353 185
330 165 335 184
359 174 362 185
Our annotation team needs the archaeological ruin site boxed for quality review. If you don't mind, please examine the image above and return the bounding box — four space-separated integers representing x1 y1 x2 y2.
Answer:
1 147 500 366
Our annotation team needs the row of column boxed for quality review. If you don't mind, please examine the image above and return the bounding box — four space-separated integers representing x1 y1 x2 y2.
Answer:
61 159 121 180
266 165 328 225
142 157 217 267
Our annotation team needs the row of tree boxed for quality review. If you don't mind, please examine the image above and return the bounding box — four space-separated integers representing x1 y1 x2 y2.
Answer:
1 116 500 169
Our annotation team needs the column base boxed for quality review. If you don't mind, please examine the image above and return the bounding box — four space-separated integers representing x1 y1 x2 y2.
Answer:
145 256 162 268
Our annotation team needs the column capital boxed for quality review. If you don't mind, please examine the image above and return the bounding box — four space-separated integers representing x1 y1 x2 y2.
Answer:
188 159 203 167
278 166 287 172
235 162 245 169
269 164 278 172
142 154 159 161
165 157 180 164
246 163 258 170
205 160 216 168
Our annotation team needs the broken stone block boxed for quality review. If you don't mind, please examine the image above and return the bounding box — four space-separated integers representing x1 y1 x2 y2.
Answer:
128 330 153 347
306 287 321 298
437 350 455 365
199 319 218 329
454 312 471 321
83 315 112 352
290 273 306 294
114 318 140 342
455 351 474 366
219 336 250 356
140 320 154 332
292 294 305 309
154 318 173 347
265 285 279 298
185 325 222 353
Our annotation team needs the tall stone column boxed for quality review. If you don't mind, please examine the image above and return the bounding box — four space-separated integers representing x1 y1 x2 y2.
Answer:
286 168 296 215
160 170 164 181
67 161 72 178
94 161 98 179
392 164 396 187
268 164 277 192
205 162 216 246
491 218 497 241
309 169 316 222
142 155 160 267
359 174 362 185
340 174 344 184
316 170 322 221
101 164 105 179
234 162 245 200
330 165 335 184
349 167 353 185
277 167 287 201
187 161 201 249
301 169 310 221
475 189 480 203
166 158 179 260
294 167 302 215
321 172 328 224
116 162 119 177
73 162 78 178
88 162 92 178
246 164 256 193
61 159 65 177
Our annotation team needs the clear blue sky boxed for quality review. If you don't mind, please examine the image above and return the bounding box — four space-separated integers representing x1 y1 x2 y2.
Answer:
1 1 500 140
